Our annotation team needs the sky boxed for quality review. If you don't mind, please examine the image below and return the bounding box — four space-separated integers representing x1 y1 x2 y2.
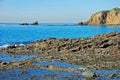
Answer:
0 0 120 23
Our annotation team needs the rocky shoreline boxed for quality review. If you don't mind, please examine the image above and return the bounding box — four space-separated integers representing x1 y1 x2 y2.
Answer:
1 32 120 79
0 32 120 70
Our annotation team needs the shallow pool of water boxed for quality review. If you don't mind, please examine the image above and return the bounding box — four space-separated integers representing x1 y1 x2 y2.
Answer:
0 52 36 62
0 68 81 80
0 68 120 80
33 61 83 69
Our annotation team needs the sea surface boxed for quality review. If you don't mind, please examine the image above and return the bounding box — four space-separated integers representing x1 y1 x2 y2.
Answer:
0 23 120 46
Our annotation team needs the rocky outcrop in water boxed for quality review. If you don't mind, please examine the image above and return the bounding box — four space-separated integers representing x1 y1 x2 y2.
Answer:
86 8 120 25
20 21 39 25
31 21 38 25
20 23 29 25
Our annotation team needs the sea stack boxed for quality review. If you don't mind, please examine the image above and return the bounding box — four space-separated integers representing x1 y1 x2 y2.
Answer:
86 7 120 25
20 23 29 25
31 21 39 25
78 22 84 25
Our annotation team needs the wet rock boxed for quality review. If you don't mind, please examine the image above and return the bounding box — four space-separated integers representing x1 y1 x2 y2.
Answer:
100 43 110 48
49 65 57 70
12 62 25 66
1 32 120 69
30 76 39 80
7 45 16 49
20 23 29 25
2 62 8 65
0 61 10 66
48 65 71 72
82 71 100 79
0 61 2 63
108 73 117 79
78 22 84 25
31 21 38 25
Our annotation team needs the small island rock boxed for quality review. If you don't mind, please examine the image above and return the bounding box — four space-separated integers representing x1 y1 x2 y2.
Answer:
31 21 38 25
20 23 29 25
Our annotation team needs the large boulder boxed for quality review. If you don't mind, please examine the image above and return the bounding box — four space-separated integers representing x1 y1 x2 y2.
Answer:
86 8 120 25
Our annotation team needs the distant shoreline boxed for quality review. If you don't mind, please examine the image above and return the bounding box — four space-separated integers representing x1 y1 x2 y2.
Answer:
1 22 120 26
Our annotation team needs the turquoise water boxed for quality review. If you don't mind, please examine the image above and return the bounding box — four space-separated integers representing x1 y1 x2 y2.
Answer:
0 23 120 46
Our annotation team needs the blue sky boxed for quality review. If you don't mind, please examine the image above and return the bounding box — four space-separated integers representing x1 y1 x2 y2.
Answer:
0 0 120 23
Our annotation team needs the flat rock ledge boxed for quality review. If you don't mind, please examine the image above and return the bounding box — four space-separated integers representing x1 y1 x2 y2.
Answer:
1 32 120 69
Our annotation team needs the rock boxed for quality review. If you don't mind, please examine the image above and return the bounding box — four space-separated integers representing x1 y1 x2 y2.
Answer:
30 76 39 80
100 43 110 48
86 7 120 25
31 21 38 25
78 22 84 25
48 65 71 72
108 73 117 78
0 61 2 63
82 71 100 79
1 32 120 70
7 45 16 49
0 61 10 66
20 23 29 25
12 62 25 66
20 21 39 25
49 65 57 70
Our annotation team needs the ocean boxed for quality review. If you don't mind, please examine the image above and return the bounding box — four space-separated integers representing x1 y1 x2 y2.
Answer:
0 23 120 46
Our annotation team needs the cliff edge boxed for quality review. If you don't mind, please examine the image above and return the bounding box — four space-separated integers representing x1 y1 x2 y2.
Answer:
86 8 120 25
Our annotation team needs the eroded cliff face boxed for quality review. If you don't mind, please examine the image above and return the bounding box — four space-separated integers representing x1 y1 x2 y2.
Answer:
86 8 120 25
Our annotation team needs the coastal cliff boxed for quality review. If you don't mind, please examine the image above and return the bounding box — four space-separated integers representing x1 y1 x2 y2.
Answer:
86 8 120 25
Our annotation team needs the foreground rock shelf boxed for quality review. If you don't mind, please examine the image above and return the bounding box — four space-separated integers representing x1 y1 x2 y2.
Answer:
0 32 120 70
0 52 120 80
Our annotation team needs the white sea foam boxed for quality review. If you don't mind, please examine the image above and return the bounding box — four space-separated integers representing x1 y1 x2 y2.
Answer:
0 44 10 48
0 44 25 48
18 44 25 46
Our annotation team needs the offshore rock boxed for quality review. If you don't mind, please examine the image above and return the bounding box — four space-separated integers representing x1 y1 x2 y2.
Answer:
20 23 29 25
31 21 38 25
86 8 120 25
